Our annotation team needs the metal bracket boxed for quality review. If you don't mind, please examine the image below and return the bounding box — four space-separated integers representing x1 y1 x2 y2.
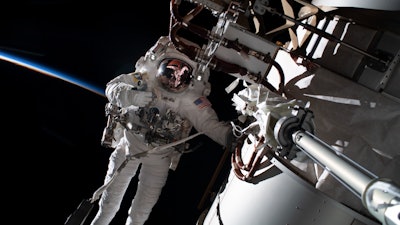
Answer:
273 106 315 159
366 49 394 73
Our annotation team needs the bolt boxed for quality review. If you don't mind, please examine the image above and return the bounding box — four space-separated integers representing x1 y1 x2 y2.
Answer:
296 134 303 142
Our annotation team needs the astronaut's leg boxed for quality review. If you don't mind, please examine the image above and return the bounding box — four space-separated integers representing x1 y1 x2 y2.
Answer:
125 154 170 225
91 146 140 225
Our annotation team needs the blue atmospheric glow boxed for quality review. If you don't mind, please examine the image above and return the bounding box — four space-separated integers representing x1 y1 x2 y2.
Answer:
0 50 105 97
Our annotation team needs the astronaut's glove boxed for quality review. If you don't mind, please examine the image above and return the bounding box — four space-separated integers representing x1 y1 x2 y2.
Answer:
131 90 153 107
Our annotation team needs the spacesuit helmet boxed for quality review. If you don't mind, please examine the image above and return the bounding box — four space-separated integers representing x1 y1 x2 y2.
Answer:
156 58 193 93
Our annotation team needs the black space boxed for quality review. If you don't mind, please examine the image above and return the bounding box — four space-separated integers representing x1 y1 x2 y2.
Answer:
3 1 400 225
1 1 240 224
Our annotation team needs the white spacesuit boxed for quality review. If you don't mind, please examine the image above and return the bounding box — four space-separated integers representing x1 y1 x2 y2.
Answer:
90 36 233 225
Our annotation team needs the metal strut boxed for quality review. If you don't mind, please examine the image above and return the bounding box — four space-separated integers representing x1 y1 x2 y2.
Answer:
260 5 392 70
274 107 400 225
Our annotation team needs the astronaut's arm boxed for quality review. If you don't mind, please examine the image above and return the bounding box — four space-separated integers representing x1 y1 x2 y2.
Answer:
105 73 153 108
187 105 233 148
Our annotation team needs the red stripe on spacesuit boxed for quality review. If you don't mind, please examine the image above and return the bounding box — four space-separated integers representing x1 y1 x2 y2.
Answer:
194 96 211 109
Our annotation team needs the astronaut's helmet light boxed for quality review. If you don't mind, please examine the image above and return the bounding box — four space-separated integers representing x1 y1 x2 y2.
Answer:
156 58 193 93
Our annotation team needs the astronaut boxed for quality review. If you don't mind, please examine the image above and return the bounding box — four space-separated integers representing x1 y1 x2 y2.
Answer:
90 36 233 225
